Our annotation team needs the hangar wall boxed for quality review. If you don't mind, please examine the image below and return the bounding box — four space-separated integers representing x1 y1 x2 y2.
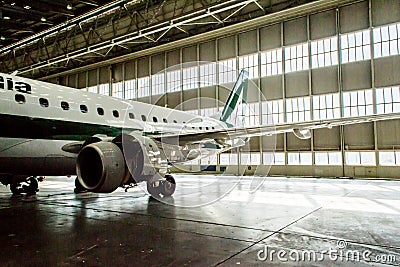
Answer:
49 0 400 178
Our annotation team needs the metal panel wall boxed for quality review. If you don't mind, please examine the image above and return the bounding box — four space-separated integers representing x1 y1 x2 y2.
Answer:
260 23 281 51
284 17 308 46
371 0 400 26
199 41 216 62
218 35 236 60
310 9 337 40
339 1 369 33
238 30 258 56
137 58 149 77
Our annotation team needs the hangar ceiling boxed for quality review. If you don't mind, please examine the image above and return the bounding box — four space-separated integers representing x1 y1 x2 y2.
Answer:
0 0 315 78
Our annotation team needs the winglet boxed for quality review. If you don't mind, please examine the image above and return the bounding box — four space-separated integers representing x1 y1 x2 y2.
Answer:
219 69 249 128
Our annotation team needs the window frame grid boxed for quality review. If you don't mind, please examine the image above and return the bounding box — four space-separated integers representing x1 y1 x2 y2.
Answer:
260 48 283 77
340 29 371 64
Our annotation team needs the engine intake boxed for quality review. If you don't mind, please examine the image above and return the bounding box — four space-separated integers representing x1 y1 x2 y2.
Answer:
76 142 126 193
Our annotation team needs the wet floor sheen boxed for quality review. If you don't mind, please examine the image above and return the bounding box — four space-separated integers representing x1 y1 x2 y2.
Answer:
0 175 399 266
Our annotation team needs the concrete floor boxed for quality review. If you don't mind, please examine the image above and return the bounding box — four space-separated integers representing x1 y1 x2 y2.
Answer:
0 175 399 266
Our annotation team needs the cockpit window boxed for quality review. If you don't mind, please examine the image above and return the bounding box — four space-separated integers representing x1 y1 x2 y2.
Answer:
39 98 49 108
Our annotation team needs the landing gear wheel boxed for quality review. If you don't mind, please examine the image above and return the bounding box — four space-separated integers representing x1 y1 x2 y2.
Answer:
147 182 161 197
23 177 39 195
10 183 24 195
74 177 87 194
160 175 176 197
10 177 39 195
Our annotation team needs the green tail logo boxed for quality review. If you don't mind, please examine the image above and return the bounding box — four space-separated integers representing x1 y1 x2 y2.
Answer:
220 69 249 128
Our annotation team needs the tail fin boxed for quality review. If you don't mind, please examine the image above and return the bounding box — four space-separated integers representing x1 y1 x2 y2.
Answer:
219 69 249 128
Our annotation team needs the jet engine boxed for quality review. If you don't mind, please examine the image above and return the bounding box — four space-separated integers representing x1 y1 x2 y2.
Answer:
76 141 126 193
76 134 167 193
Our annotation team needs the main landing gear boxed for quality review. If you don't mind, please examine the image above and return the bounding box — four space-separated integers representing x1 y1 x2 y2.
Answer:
7 176 40 195
147 175 176 198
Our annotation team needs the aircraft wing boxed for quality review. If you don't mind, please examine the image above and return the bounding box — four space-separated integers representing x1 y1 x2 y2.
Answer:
152 112 400 144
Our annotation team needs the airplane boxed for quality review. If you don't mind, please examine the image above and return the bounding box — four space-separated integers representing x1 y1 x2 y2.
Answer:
0 69 399 197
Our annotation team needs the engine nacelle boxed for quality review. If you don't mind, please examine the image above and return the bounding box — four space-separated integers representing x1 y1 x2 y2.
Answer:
76 142 126 193
114 134 167 183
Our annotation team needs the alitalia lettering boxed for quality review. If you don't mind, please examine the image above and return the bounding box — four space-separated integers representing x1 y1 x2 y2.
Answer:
0 75 32 94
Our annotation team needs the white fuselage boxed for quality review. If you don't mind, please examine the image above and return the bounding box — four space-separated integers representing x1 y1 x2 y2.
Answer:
0 73 224 176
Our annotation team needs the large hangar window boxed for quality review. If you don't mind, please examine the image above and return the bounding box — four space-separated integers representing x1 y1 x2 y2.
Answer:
379 151 400 166
166 70 181 92
112 82 124 99
137 77 150 97
373 23 400 58
124 79 136 99
340 30 371 64
261 100 284 125
345 151 376 166
151 73 165 95
286 96 311 123
199 63 217 87
313 93 341 120
376 86 400 114
99 84 110 96
315 152 342 165
260 48 283 77
218 58 236 84
288 152 312 165
310 36 339 68
182 66 198 90
284 43 309 73
238 54 259 79
343 89 374 117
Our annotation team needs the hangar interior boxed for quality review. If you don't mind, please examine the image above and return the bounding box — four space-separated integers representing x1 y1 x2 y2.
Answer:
2 0 398 179
1 0 400 266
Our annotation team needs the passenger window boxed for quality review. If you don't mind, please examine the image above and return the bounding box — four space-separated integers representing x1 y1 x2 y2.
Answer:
163 118 168 123
97 107 104 116
113 110 119 118
80 105 88 113
39 98 49 108
153 117 158 123
141 115 146 121
206 127 209 130
173 120 177 123
129 113 135 119
199 127 203 130
212 127 215 130
15 94 26 104
61 101 69 110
